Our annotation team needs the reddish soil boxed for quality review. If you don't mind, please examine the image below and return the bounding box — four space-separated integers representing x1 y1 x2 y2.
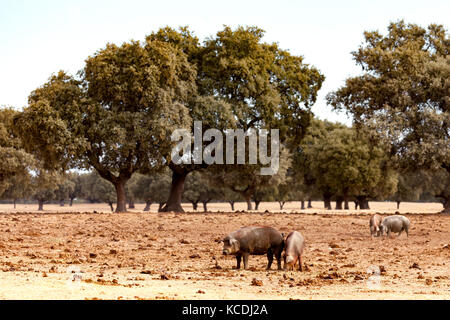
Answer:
0 205 448 300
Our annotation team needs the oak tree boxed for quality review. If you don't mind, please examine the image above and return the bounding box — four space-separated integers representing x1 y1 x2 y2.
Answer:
0 108 35 197
15 38 195 212
327 21 449 212
150 26 324 212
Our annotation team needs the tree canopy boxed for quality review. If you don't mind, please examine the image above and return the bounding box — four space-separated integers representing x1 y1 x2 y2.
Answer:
327 21 449 211
148 26 325 212
4 22 448 214
15 37 196 212
0 108 35 197
292 119 398 210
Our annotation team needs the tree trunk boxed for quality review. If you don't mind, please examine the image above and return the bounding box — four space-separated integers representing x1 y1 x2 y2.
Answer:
344 200 349 210
143 200 152 212
192 201 199 211
335 197 343 210
323 194 332 210
435 193 450 214
13 199 16 209
59 199 65 207
254 200 261 211
229 201 235 211
354 201 359 210
38 199 44 211
158 202 165 212
343 193 349 210
301 200 305 210
69 197 74 207
128 199 135 209
356 196 369 210
202 201 209 212
113 179 128 213
108 202 114 212
161 169 188 212
307 199 312 209
441 197 450 214
397 200 401 210
245 195 253 211
279 201 286 210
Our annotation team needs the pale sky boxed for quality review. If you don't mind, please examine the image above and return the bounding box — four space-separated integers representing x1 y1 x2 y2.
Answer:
1 0 448 124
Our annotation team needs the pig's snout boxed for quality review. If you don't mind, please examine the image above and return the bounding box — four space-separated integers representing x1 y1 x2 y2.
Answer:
284 255 294 270
222 237 238 255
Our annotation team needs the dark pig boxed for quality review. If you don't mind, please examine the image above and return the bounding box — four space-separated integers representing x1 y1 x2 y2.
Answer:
283 231 305 271
222 226 285 270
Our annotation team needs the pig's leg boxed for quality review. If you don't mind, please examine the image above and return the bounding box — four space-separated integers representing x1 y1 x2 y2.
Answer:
235 255 241 270
266 249 273 270
242 253 249 270
275 249 282 270
405 226 409 238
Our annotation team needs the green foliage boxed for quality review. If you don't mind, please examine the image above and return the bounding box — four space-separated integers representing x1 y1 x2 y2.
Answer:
66 172 83 204
0 107 35 196
54 177 76 205
129 172 171 205
392 171 425 203
183 170 222 210
218 187 241 206
1 173 33 202
292 119 344 198
422 169 450 207
198 26 324 146
14 36 197 212
79 172 116 206
293 119 398 204
273 178 299 205
327 21 449 173
213 146 291 209
15 26 324 213
31 168 64 209
148 26 324 211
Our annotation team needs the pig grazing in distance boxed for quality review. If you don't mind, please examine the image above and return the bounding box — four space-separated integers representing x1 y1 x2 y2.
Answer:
222 226 284 270
369 214 383 237
380 215 410 238
283 231 305 271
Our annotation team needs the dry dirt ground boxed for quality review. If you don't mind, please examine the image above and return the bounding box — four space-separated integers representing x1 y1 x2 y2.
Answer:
0 202 448 300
